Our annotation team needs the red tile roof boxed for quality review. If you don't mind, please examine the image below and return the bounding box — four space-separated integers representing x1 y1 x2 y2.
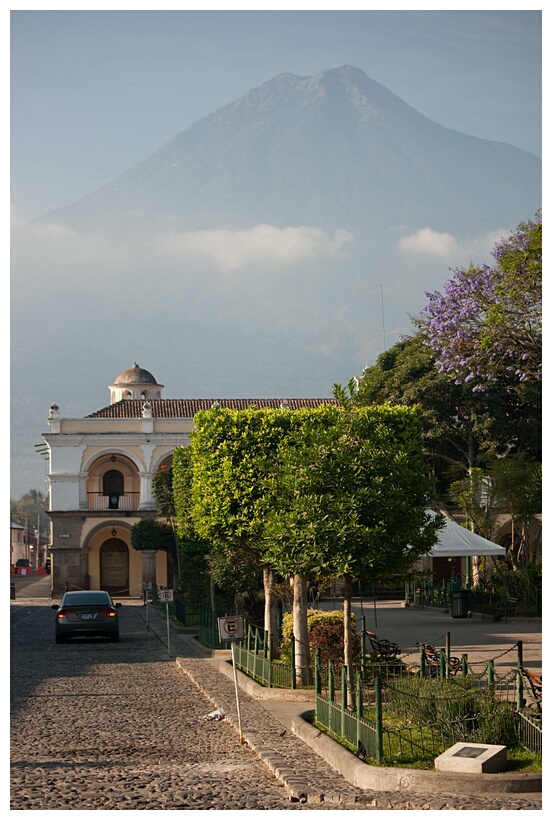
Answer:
86 398 339 419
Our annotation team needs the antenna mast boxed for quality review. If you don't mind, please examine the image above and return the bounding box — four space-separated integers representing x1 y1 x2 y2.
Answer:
380 284 386 352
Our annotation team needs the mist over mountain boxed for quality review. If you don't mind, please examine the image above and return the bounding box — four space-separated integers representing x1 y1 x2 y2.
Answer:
12 66 541 496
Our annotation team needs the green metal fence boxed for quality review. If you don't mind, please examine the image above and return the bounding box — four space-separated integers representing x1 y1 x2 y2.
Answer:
314 656 541 763
233 624 296 688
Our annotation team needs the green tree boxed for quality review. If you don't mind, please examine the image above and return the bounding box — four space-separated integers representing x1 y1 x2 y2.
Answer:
357 334 541 493
172 446 212 606
10 489 49 534
183 407 296 638
449 468 499 543
152 466 181 577
264 403 442 700
489 454 542 568
130 519 176 554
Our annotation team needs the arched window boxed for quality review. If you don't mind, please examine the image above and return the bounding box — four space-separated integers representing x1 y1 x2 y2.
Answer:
103 470 124 508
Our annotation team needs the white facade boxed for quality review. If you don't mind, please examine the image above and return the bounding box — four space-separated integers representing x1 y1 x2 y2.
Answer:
42 364 338 597
42 365 187 596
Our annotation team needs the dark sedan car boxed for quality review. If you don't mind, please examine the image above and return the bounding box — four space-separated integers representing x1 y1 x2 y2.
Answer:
52 590 122 643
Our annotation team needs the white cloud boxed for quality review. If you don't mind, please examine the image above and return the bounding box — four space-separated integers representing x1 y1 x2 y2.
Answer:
398 225 510 265
10 205 79 242
163 224 354 271
398 228 457 258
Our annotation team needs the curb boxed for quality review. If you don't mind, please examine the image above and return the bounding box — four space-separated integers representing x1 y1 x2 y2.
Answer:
208 649 541 796
292 715 542 796
144 609 541 801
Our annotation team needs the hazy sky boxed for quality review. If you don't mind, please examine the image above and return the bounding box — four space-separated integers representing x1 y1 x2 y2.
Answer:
7 5 543 497
10 7 542 220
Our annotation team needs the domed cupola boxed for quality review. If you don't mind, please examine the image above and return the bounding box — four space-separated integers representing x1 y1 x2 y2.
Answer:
109 363 164 404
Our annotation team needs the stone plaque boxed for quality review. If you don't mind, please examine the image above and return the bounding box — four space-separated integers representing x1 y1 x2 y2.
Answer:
453 746 486 759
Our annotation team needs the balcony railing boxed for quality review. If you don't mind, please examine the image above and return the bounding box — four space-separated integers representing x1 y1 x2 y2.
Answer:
87 492 140 511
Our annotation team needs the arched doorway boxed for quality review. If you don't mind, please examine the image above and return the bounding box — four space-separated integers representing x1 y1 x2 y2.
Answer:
103 469 125 509
100 538 129 595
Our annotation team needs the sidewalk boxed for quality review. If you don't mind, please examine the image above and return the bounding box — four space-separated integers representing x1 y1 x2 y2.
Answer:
326 598 542 674
141 601 541 808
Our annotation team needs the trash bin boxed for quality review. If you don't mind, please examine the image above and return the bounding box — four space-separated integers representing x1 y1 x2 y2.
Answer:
451 589 469 618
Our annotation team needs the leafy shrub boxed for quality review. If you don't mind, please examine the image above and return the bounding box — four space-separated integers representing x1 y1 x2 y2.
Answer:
385 677 519 747
280 609 361 671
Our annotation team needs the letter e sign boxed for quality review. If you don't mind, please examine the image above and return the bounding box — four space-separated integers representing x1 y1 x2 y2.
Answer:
217 616 245 642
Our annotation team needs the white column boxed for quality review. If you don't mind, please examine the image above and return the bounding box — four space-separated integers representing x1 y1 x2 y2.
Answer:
138 472 156 510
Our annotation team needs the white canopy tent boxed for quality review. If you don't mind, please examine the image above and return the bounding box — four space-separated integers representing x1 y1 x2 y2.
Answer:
423 510 506 558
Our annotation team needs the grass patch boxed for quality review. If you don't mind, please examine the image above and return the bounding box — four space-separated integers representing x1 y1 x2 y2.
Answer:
312 720 541 772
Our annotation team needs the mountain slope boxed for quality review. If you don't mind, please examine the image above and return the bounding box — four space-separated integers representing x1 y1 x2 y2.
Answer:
44 66 540 236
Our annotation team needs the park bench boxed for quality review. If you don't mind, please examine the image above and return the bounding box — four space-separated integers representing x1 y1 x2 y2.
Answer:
522 668 542 714
416 642 462 676
364 630 401 660
494 598 518 620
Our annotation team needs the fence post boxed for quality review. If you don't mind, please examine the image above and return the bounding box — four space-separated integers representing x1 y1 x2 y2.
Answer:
487 659 494 694
356 671 363 755
439 648 446 680
516 668 524 711
315 648 321 696
328 661 335 703
268 634 273 688
374 676 382 763
361 615 367 678
291 634 296 690
445 632 451 680
254 630 259 680
517 640 523 670
341 665 347 737
461 653 468 679
419 644 425 678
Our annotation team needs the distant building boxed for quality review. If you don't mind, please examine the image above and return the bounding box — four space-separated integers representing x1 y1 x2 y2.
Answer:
10 521 26 565
42 363 338 597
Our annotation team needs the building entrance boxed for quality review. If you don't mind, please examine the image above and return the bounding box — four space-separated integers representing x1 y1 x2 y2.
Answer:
100 538 129 595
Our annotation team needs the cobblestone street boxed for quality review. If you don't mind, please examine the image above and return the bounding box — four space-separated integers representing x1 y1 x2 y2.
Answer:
11 600 350 811
10 587 542 811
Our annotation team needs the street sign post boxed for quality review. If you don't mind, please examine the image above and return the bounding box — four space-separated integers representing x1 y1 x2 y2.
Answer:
217 616 245 744
159 589 174 655
142 581 153 628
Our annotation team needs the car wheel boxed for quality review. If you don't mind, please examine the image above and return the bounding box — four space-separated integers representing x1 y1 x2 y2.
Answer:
55 635 66 644
111 633 120 642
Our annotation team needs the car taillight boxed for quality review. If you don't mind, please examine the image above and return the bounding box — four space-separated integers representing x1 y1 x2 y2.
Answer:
57 608 74 619
99 607 117 617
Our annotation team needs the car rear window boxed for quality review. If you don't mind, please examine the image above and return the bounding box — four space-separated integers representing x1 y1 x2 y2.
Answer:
63 592 111 606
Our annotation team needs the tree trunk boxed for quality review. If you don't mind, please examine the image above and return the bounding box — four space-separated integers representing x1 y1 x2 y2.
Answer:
292 575 311 686
263 566 280 658
343 574 356 709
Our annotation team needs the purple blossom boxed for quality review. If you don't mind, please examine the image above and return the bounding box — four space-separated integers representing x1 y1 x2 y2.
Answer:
419 214 541 391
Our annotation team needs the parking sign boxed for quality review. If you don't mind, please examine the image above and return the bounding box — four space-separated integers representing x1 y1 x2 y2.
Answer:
159 589 174 602
217 616 245 642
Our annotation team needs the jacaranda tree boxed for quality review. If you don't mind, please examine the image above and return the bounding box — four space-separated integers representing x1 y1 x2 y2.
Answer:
420 212 541 392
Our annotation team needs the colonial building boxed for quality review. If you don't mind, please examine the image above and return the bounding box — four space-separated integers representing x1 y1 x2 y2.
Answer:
42 363 338 596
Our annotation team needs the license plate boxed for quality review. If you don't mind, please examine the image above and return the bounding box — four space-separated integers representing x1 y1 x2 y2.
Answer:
80 613 94 620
